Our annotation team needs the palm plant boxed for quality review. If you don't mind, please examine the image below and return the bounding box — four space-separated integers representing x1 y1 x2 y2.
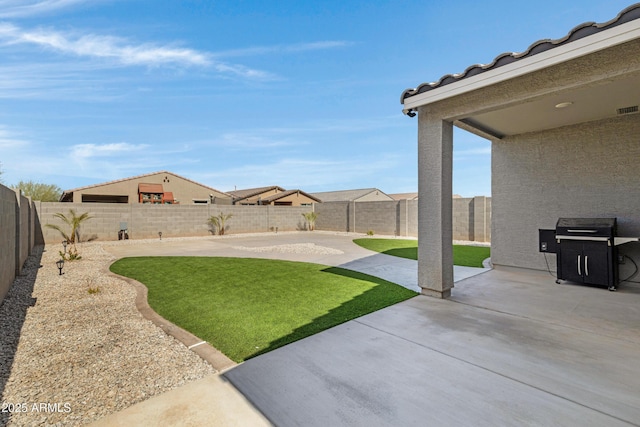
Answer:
46 209 93 259
208 212 233 235
302 211 318 231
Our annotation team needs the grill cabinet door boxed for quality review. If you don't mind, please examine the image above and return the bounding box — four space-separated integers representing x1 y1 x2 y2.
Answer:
560 241 584 283
558 241 610 286
582 242 609 286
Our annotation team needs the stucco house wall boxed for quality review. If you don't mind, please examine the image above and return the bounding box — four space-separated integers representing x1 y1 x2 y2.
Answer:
492 114 640 276
415 37 640 269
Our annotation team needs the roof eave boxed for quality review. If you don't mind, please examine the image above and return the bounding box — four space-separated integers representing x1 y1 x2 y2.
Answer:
402 18 640 112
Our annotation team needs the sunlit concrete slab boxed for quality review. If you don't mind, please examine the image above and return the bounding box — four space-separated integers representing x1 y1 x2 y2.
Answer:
90 373 270 427
224 267 640 427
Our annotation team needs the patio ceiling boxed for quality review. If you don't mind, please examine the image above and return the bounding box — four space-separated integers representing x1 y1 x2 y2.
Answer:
457 72 640 138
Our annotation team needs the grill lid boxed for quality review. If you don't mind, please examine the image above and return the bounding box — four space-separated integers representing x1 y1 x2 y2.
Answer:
556 218 616 237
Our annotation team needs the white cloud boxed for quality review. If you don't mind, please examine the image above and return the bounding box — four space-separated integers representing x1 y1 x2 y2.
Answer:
0 125 29 149
0 0 95 18
70 142 149 160
0 22 210 67
212 41 352 58
0 22 279 81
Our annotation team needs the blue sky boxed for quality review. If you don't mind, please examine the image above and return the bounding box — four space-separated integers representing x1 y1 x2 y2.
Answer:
0 0 634 197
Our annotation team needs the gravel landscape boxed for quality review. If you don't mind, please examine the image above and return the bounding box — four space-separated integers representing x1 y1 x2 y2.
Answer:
0 243 215 427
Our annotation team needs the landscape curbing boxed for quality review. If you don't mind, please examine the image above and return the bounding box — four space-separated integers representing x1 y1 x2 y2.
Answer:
106 265 237 372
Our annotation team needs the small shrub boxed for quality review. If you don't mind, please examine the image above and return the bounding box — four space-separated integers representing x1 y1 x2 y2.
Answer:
366 230 374 236
46 209 92 259
59 246 82 261
88 287 101 294
208 212 233 235
302 212 318 231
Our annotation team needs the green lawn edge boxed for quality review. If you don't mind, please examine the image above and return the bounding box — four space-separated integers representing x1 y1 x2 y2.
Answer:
353 238 490 268
110 256 417 362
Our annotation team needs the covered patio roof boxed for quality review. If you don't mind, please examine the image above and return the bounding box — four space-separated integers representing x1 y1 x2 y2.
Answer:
400 3 640 299
402 3 640 139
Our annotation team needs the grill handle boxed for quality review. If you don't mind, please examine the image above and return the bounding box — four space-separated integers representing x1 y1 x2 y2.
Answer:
567 229 598 233
556 235 609 242
578 255 581 275
585 256 589 276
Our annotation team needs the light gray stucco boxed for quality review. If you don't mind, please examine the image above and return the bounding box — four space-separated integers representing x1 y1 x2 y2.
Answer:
492 114 640 272
418 113 454 297
407 34 640 295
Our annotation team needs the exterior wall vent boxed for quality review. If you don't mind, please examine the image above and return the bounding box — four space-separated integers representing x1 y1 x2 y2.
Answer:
617 105 639 115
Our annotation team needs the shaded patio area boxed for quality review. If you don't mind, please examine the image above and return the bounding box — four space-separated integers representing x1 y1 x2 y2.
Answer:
224 266 640 426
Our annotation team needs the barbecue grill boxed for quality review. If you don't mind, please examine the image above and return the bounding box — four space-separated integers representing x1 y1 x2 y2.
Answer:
539 218 640 291
555 218 617 290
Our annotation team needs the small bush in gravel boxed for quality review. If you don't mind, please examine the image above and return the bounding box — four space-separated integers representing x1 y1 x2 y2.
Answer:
46 209 93 259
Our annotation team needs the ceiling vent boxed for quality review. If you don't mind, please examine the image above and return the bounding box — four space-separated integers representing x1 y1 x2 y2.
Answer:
617 105 639 115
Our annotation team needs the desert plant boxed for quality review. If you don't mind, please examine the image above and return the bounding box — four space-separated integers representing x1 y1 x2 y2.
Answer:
208 212 233 235
59 246 82 261
302 211 318 231
367 230 374 236
46 209 93 259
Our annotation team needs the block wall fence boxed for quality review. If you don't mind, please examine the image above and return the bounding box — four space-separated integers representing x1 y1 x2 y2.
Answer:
315 197 490 241
1 194 490 303
0 184 37 303
36 203 312 243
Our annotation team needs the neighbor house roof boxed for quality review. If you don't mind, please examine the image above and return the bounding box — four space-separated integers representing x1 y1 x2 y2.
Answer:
260 190 321 203
60 170 230 201
401 3 640 110
228 186 286 201
310 188 392 202
138 183 164 193
389 192 418 200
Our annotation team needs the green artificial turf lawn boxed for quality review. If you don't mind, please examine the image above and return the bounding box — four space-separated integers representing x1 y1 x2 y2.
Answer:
110 257 417 362
353 239 490 268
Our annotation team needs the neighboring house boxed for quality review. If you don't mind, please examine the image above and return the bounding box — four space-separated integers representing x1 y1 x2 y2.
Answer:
389 193 463 200
60 171 231 205
311 188 394 202
389 192 419 201
229 186 320 206
258 190 321 206
401 4 640 298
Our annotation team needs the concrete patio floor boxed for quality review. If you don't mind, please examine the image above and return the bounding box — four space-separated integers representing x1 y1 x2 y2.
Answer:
95 233 640 426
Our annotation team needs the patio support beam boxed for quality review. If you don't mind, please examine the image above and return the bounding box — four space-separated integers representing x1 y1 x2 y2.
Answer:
417 110 454 298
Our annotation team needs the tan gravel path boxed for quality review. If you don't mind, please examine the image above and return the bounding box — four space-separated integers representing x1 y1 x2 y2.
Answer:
0 244 215 427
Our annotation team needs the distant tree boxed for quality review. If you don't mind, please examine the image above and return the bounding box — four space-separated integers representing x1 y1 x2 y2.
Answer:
12 180 62 201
